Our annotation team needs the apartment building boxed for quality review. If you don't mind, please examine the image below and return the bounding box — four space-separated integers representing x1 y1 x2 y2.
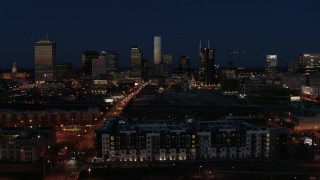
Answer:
96 118 287 162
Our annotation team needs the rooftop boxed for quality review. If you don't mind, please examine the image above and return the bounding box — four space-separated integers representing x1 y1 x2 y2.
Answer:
96 117 285 134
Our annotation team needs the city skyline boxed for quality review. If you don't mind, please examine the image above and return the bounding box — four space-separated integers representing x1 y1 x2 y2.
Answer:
2 1 320 179
0 0 320 69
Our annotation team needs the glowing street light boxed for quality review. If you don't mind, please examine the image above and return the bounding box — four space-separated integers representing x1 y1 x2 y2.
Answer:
208 171 212 180
88 167 91 179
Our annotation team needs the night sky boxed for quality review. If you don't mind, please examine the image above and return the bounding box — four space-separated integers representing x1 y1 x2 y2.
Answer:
0 0 319 69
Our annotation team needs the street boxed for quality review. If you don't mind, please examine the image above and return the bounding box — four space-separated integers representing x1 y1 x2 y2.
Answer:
44 84 145 180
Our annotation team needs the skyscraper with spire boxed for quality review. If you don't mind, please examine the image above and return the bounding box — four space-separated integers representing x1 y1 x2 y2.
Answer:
198 40 215 84
198 40 205 81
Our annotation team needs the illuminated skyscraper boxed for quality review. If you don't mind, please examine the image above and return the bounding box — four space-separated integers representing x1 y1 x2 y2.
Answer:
265 54 278 75
154 36 161 65
34 37 56 83
299 53 320 73
130 46 143 77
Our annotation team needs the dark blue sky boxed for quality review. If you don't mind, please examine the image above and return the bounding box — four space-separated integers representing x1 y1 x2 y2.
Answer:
0 0 319 69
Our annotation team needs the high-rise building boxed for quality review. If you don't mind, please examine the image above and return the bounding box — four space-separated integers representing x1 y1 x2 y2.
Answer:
179 56 191 73
92 58 107 79
34 37 56 83
142 59 149 81
198 41 205 81
82 51 99 76
266 55 278 75
162 54 172 64
201 48 215 84
130 46 143 77
12 61 17 73
299 53 320 73
162 54 172 77
57 62 73 80
154 36 161 65
105 51 119 72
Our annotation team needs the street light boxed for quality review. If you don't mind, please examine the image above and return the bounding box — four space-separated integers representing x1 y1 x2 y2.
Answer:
208 171 212 180
198 165 202 176
44 145 50 179
88 167 91 179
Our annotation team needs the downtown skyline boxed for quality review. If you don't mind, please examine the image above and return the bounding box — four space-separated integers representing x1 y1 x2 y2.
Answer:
0 0 320 69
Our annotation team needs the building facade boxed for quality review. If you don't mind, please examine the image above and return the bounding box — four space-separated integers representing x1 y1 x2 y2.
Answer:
82 51 99 76
179 56 191 74
105 51 119 72
299 54 320 73
266 55 278 75
1 62 28 79
162 54 172 78
200 48 215 84
0 125 55 162
92 58 107 79
154 36 161 66
130 47 143 77
34 38 56 83
57 63 73 80
142 59 149 82
0 108 99 126
96 118 287 162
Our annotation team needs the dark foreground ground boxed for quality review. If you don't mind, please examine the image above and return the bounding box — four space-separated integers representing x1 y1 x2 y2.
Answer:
1 160 320 180
79 160 320 180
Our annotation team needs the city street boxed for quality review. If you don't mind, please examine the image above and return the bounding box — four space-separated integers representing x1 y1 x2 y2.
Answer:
45 84 145 180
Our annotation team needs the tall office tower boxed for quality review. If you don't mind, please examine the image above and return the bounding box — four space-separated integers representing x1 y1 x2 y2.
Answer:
130 46 143 77
266 55 278 75
82 51 99 76
179 56 191 73
34 37 56 83
198 41 205 81
200 48 215 84
162 54 172 77
154 36 162 65
92 58 107 79
106 51 119 72
299 54 320 73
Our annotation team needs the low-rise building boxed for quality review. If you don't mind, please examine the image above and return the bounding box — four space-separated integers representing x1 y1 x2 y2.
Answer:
96 118 287 162
0 107 99 126
0 125 55 162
